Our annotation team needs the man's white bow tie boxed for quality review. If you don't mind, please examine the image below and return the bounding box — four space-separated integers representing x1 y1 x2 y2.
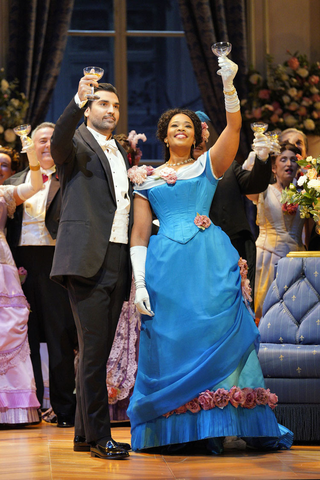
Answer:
101 140 118 155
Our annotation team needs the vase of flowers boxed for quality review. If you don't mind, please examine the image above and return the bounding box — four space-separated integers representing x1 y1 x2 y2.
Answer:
281 153 320 234
242 52 320 139
0 68 29 149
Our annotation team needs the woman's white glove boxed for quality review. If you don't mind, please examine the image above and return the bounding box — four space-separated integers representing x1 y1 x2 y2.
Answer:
130 246 154 317
217 56 238 92
252 133 272 162
16 141 43 201
217 57 240 113
242 151 255 171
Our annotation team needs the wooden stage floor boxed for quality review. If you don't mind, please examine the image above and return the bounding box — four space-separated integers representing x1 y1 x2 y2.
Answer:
0 422 319 479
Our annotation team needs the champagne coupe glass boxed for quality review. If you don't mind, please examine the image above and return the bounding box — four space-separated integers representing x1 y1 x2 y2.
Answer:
13 124 32 152
250 122 269 135
211 42 232 76
268 129 281 154
250 122 270 154
83 66 104 100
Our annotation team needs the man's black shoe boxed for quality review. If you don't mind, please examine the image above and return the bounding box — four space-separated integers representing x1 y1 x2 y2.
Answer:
57 414 74 428
90 439 129 459
114 440 131 451
74 435 90 452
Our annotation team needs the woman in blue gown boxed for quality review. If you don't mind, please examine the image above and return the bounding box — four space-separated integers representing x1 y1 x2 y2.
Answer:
127 55 293 454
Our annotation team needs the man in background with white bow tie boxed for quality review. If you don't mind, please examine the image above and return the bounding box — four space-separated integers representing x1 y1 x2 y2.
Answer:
50 74 133 460
5 122 77 427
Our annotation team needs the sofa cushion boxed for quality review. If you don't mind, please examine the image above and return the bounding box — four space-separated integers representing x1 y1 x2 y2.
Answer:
259 256 320 345
259 344 320 378
264 378 320 404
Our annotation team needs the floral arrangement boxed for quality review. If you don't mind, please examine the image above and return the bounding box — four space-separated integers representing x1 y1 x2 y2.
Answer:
242 51 320 135
281 202 298 215
128 165 178 185
115 130 146 166
163 386 278 418
281 153 320 232
0 68 29 149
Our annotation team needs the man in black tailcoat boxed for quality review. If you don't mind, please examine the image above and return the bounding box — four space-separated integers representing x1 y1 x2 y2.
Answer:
50 74 132 460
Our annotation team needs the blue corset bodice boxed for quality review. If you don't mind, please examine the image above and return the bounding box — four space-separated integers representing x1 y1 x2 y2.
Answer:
144 170 217 244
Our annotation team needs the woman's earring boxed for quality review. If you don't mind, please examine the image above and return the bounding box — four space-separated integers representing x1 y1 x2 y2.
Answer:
165 141 169 148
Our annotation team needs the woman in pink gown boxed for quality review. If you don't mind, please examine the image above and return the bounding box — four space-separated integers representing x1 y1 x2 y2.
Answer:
0 140 43 424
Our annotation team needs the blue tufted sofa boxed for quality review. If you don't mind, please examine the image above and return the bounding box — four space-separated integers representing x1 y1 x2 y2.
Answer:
258 252 320 442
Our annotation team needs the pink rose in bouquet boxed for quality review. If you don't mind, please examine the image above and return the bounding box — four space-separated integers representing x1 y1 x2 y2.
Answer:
214 388 230 409
242 388 257 409
229 386 246 408
258 89 271 100
185 398 201 413
288 56 300 70
198 390 215 410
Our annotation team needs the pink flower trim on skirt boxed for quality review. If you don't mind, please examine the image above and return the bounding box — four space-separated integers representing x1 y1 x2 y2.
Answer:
162 386 278 418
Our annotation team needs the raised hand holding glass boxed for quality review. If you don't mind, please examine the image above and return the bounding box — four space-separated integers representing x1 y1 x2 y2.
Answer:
211 42 232 76
83 67 104 100
13 124 32 152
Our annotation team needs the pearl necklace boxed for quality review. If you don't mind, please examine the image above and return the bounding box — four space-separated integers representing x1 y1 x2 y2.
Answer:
166 158 194 167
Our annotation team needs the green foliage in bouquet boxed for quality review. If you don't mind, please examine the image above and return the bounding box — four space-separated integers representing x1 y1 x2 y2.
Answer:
242 51 320 135
281 154 320 226
0 68 29 149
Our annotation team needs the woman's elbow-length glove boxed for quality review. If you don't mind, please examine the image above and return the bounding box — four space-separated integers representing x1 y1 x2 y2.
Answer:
218 56 240 113
130 245 154 317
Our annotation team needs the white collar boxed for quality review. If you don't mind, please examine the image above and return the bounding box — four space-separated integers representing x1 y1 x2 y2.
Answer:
40 165 56 176
87 127 115 146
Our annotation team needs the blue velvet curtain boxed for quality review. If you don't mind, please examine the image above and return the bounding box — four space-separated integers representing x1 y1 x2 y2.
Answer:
178 0 250 158
7 0 74 129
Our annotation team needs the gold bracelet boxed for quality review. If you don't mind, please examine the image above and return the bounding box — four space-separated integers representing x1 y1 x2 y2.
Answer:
29 162 40 171
223 88 236 96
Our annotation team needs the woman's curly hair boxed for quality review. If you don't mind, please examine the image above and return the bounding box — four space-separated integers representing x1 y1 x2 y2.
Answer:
0 146 20 172
157 109 203 162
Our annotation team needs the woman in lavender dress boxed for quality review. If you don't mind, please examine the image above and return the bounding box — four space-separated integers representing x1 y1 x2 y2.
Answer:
0 140 43 424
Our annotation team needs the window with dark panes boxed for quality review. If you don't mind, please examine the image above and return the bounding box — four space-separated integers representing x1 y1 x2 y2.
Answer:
46 0 204 161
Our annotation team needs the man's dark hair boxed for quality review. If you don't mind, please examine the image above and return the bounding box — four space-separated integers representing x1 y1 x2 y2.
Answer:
87 83 119 108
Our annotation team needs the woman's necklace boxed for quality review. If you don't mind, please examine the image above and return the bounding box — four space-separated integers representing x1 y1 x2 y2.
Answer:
166 158 194 167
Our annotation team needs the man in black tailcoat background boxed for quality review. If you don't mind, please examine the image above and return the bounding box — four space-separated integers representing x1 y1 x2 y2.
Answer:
5 122 77 427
